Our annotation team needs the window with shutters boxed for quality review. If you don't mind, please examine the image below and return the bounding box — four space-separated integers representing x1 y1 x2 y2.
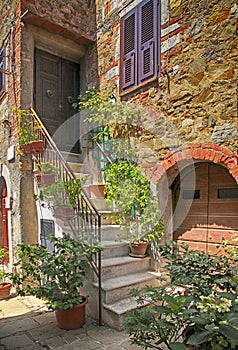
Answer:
0 47 5 97
120 0 160 94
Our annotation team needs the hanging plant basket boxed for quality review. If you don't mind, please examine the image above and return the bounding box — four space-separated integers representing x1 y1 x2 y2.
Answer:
35 173 56 186
21 140 44 155
29 140 44 153
55 297 88 330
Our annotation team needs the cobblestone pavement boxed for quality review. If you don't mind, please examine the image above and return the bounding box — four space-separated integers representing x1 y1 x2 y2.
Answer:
0 296 141 350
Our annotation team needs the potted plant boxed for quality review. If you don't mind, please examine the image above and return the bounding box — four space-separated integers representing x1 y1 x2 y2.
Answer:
103 159 164 257
0 248 12 299
34 178 85 219
12 233 102 329
35 162 58 186
16 108 44 155
127 196 164 257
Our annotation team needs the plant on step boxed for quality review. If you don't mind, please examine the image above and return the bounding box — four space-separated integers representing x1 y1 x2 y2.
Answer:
123 241 238 350
12 232 102 311
104 158 151 215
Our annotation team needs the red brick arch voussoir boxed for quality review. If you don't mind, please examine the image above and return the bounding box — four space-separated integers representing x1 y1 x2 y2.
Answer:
144 143 238 185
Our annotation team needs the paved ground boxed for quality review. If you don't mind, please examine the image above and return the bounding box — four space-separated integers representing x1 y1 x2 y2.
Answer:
0 295 141 350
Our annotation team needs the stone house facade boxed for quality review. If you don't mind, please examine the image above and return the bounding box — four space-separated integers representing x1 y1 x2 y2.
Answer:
0 0 237 265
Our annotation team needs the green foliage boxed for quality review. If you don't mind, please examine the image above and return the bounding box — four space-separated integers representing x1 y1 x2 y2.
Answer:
123 241 238 350
16 108 41 145
12 233 102 310
104 159 150 214
75 86 141 126
34 178 85 208
37 162 58 174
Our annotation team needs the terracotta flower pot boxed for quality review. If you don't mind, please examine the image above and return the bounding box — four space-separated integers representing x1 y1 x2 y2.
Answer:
21 143 32 154
55 297 88 330
35 173 56 186
129 241 148 258
89 184 105 198
29 140 44 153
0 282 12 299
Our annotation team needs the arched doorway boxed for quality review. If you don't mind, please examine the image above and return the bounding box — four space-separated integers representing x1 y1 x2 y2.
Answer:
0 178 9 262
172 162 238 253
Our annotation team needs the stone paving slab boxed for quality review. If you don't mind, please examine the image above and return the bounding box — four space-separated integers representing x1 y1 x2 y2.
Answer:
0 296 141 350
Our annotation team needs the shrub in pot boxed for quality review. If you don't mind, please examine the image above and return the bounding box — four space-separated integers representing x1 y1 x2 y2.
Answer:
16 108 44 155
104 159 164 257
12 233 102 329
0 248 12 299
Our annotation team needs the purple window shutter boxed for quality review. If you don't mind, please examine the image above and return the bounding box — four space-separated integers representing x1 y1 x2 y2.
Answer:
120 9 137 92
138 0 157 83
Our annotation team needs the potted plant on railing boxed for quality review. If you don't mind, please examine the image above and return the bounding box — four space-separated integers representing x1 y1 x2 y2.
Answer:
12 233 102 329
16 108 44 155
34 178 85 219
34 162 58 186
0 248 12 299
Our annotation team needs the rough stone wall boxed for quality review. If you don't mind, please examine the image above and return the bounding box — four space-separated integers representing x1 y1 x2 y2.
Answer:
95 0 238 160
21 0 96 43
0 0 97 248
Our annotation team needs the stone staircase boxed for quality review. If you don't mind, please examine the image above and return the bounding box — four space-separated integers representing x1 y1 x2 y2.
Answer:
60 152 161 330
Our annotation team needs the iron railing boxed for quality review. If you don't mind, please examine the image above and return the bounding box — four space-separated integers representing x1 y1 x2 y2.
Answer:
29 108 103 326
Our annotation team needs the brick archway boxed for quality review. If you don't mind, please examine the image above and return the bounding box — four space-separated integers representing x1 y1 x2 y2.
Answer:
146 143 238 184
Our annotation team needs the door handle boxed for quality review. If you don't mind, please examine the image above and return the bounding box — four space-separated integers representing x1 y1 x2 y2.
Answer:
46 89 53 98
67 96 74 104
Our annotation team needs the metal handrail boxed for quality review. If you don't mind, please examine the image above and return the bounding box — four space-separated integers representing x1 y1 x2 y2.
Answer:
29 108 103 326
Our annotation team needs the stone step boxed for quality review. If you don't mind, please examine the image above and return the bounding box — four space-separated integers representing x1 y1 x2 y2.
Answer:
89 198 113 211
61 151 82 163
102 240 129 259
93 271 160 304
100 256 151 280
101 225 128 241
103 296 150 330
67 161 84 173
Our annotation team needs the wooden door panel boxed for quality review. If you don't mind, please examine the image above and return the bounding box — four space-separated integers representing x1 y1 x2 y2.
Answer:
174 227 207 242
177 240 207 252
207 229 238 244
173 162 238 252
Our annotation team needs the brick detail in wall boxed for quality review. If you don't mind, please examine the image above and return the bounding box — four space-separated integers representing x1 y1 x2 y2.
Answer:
144 144 238 184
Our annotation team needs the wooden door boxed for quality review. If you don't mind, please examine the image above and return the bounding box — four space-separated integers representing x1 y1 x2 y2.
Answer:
173 163 238 253
34 49 80 153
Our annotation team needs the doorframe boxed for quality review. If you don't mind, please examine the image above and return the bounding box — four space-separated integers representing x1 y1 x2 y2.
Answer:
0 165 12 266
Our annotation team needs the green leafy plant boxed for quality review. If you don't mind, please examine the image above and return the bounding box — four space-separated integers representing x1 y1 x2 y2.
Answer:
186 292 238 350
34 178 85 209
104 158 150 215
15 108 41 145
123 241 238 350
37 162 58 174
12 233 102 310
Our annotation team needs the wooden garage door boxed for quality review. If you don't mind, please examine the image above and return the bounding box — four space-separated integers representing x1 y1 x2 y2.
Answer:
173 162 238 253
